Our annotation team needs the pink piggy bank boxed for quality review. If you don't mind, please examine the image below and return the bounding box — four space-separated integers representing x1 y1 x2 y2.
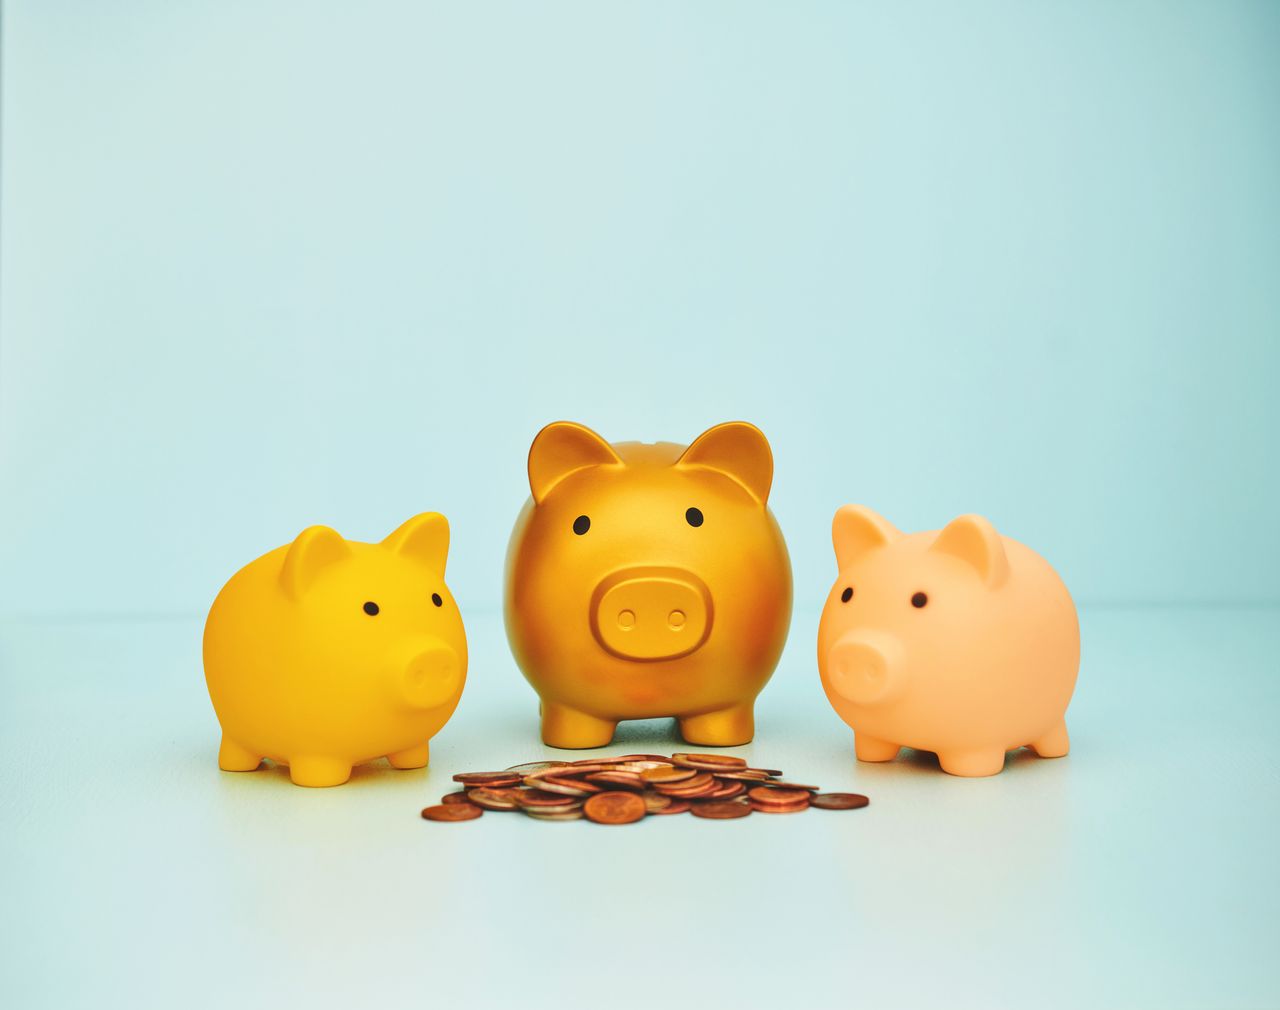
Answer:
817 505 1079 777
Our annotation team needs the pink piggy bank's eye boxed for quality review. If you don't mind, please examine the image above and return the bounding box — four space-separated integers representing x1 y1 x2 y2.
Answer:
363 601 380 616
911 592 928 608
431 593 443 608
840 587 853 603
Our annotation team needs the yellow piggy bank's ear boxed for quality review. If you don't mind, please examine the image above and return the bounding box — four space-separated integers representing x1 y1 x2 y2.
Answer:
832 505 900 569
280 525 351 599
528 421 623 504
930 514 1010 588
676 421 773 505
382 512 450 576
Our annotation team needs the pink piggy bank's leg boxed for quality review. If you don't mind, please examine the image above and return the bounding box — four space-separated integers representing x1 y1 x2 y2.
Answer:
937 749 1007 777
288 756 353 787
541 702 617 749
218 736 262 772
1029 720 1070 759
853 734 901 763
387 741 431 769
678 703 754 747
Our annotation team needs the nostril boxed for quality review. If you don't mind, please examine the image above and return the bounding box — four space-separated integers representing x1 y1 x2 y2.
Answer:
617 609 636 630
668 609 685 629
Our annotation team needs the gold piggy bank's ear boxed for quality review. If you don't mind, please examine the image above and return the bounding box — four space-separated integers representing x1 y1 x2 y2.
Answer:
382 512 450 577
675 421 773 505
930 514 1010 588
280 525 351 599
527 421 623 504
832 505 900 569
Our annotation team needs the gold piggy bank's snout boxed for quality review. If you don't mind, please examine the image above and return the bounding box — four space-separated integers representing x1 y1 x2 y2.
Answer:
589 568 712 662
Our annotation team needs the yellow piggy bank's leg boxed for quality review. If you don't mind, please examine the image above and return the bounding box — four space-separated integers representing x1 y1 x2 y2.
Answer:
387 742 430 769
854 734 901 762
218 737 262 772
541 702 617 749
288 756 353 787
678 703 754 747
1028 720 1070 758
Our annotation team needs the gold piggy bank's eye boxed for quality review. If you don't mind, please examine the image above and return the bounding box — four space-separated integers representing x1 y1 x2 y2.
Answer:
363 601 380 616
573 515 591 535
840 587 853 603
911 592 928 608
685 507 704 527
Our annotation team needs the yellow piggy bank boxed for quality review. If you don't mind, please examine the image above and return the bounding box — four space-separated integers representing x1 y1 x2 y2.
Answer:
505 421 793 748
203 513 467 787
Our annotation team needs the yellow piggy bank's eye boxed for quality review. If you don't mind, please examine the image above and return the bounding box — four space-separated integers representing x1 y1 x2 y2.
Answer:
431 593 443 608
363 601 380 616
573 515 591 536
685 507 704 527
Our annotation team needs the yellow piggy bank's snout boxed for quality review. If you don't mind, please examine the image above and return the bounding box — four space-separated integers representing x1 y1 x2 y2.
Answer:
398 641 464 710
590 567 712 661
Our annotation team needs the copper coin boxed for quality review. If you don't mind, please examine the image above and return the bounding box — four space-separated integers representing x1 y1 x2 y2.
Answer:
528 763 610 778
468 787 524 810
586 771 645 790
661 781 720 799
613 754 676 764
440 791 475 806
421 803 483 821
516 789 582 808
452 772 523 787
710 770 773 782
670 752 747 768
505 761 572 775
612 760 675 773
749 799 810 814
701 780 745 801
534 774 603 796
525 807 585 821
642 766 696 784
583 791 647 825
642 793 673 813
651 799 691 815
810 793 870 810
747 786 811 805
745 768 785 777
690 801 753 819
753 780 820 792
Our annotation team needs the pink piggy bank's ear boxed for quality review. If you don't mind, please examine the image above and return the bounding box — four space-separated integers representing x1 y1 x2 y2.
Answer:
280 525 351 599
528 421 623 504
382 512 450 577
832 505 900 569
930 514 1010 588
676 421 773 505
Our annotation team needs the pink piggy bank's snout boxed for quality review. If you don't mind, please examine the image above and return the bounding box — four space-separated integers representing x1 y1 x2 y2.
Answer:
827 632 905 706
398 642 463 710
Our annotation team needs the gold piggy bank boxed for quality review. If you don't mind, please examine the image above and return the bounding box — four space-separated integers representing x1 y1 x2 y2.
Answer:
504 421 793 748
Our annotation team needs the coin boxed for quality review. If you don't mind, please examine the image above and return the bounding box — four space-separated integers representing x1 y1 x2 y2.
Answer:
747 786 811 805
672 753 748 770
515 789 583 808
641 766 696 784
583 791 647 825
534 774 604 796
752 780 820 792
421 803 483 821
810 793 870 810
525 808 585 821
650 799 691 815
452 772 523 787
505 761 572 775
586 771 645 790
440 791 475 806
468 787 524 810
690 801 753 819
749 799 809 814
701 780 745 801
709 770 773 782
643 793 673 813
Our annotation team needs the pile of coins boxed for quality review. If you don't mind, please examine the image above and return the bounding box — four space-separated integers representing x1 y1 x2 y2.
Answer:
419 752 869 825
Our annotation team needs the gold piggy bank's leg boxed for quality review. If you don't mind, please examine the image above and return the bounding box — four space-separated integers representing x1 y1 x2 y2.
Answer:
854 734 901 763
288 756 353 787
540 702 617 749
678 703 754 747
387 741 431 769
1028 720 1070 759
218 736 262 772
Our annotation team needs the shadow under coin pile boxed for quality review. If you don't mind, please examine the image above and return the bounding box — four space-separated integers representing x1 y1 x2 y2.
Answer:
419 753 870 824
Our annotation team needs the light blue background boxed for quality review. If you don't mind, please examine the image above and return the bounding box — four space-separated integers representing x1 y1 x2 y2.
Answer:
2 1 1278 618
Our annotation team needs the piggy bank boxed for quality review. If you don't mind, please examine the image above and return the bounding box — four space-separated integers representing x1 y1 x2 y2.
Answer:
203 513 467 787
504 421 793 748
817 505 1079 777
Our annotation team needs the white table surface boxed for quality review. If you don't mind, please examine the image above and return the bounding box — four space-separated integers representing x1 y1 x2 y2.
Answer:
1 607 1277 1009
